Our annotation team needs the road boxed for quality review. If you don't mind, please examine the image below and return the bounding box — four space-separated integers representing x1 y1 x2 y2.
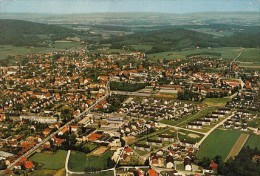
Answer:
111 90 151 97
195 112 234 148
1 93 109 175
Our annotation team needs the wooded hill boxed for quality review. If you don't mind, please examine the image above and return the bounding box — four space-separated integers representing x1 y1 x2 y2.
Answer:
0 19 78 46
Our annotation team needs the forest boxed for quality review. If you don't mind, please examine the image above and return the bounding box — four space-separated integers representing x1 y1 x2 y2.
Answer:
0 19 79 46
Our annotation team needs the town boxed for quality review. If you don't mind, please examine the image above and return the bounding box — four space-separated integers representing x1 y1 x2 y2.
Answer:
0 45 259 176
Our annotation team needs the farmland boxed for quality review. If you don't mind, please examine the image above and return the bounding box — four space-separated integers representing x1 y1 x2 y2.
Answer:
245 134 260 149
0 41 81 60
225 133 249 161
147 47 259 61
29 150 67 170
196 129 242 159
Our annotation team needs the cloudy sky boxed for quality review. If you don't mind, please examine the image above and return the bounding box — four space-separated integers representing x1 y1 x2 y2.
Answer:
0 0 259 14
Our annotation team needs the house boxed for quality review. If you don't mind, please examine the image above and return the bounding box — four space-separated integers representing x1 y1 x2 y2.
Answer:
187 122 202 129
252 155 260 163
196 119 211 125
42 128 52 137
166 155 174 169
124 147 134 155
210 160 218 170
212 112 225 118
158 134 175 142
218 108 231 114
148 168 159 176
58 127 69 136
204 115 218 122
24 161 34 169
134 144 151 151
184 156 192 171
146 139 162 146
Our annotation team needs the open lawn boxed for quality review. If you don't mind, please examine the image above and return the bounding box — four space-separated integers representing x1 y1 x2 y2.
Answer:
196 129 242 159
29 150 67 170
68 150 114 172
245 134 260 149
203 98 230 106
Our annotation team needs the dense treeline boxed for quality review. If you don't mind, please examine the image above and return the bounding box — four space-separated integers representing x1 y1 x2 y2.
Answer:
110 81 148 92
219 147 260 176
0 19 78 46
196 147 260 176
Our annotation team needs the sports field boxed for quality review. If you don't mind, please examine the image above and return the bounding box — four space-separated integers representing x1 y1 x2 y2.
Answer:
196 129 242 159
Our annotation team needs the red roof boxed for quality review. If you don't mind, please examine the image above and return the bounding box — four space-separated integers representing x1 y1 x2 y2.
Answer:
124 147 133 153
21 157 27 162
88 133 102 141
24 161 33 169
148 168 159 176
210 161 218 170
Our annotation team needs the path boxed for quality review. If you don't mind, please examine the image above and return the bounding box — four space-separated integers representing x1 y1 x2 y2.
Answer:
225 133 249 161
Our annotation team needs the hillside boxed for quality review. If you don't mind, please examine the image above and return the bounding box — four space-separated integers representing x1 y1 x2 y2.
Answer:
0 19 78 47
104 27 260 54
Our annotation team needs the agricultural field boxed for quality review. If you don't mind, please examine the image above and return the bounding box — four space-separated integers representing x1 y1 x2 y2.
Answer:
225 133 249 161
29 150 67 170
0 41 81 60
203 98 230 107
245 134 260 149
68 150 114 172
147 47 259 61
196 129 242 159
130 44 153 52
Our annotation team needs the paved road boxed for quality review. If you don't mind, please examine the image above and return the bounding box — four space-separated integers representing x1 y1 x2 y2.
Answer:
111 91 151 97
195 112 234 148
1 94 109 175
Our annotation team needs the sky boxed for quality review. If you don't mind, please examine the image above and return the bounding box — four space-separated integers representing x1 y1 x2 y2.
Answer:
0 0 259 14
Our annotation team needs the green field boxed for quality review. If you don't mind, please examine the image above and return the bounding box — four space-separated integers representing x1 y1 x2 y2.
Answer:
68 150 114 172
248 118 260 128
245 134 260 149
147 47 259 61
29 150 67 170
196 129 242 159
0 42 81 60
130 44 153 51
203 98 230 106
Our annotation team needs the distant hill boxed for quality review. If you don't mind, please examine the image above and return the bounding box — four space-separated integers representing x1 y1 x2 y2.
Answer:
104 27 260 53
0 19 78 46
